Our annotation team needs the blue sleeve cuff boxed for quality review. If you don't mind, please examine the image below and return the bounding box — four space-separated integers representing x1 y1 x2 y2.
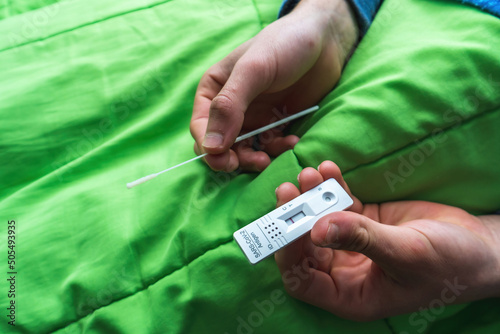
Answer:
278 0 382 35
278 0 301 18
348 0 382 34
278 0 500 34
460 0 500 17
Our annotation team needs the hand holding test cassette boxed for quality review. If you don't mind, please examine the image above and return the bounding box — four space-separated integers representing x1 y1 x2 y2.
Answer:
234 178 353 264
253 161 500 321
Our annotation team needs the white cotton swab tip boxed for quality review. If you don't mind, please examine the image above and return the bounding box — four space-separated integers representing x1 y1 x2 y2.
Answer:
126 174 158 189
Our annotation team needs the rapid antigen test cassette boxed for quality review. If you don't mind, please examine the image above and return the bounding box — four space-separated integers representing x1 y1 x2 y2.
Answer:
233 178 353 264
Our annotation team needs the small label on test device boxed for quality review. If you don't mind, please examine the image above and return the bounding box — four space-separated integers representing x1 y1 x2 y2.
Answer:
233 178 353 265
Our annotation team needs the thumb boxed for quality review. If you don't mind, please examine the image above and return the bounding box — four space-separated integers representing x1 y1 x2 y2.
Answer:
202 55 275 154
310 211 430 271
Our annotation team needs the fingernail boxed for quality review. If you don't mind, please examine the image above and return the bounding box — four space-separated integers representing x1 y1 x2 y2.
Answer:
203 133 224 149
275 186 279 194
297 173 300 183
324 223 340 248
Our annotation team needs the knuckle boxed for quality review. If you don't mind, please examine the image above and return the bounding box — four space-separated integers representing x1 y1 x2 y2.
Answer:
199 70 212 85
192 142 200 155
189 121 205 146
345 225 371 253
189 123 198 138
203 64 224 85
210 94 234 120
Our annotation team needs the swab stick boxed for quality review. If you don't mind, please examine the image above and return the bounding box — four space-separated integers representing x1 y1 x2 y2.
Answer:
126 105 319 189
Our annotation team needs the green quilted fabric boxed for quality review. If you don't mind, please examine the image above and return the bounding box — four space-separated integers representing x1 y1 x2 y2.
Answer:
0 0 499 333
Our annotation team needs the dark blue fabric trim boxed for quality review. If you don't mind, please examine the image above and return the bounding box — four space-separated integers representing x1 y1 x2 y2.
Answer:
348 0 382 34
278 0 300 18
278 0 382 35
461 0 500 17
278 0 500 35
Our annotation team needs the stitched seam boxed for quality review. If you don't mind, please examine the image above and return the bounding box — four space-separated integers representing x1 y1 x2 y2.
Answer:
48 237 234 333
0 0 175 53
384 318 397 334
298 104 500 174
250 0 265 29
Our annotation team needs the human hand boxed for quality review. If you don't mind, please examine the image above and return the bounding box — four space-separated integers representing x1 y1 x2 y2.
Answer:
190 0 358 172
274 161 500 321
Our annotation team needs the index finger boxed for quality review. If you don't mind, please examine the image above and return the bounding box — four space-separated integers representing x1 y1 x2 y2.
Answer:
190 41 250 155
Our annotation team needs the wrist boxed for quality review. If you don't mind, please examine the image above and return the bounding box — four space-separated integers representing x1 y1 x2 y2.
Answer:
293 0 359 67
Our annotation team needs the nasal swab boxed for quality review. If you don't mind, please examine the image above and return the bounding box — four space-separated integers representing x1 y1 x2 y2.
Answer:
126 105 319 189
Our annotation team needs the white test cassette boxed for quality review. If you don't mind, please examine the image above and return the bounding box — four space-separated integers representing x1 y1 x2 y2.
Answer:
233 178 353 264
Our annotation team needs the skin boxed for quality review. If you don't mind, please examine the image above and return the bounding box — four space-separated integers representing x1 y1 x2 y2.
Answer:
274 161 500 321
190 0 358 172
